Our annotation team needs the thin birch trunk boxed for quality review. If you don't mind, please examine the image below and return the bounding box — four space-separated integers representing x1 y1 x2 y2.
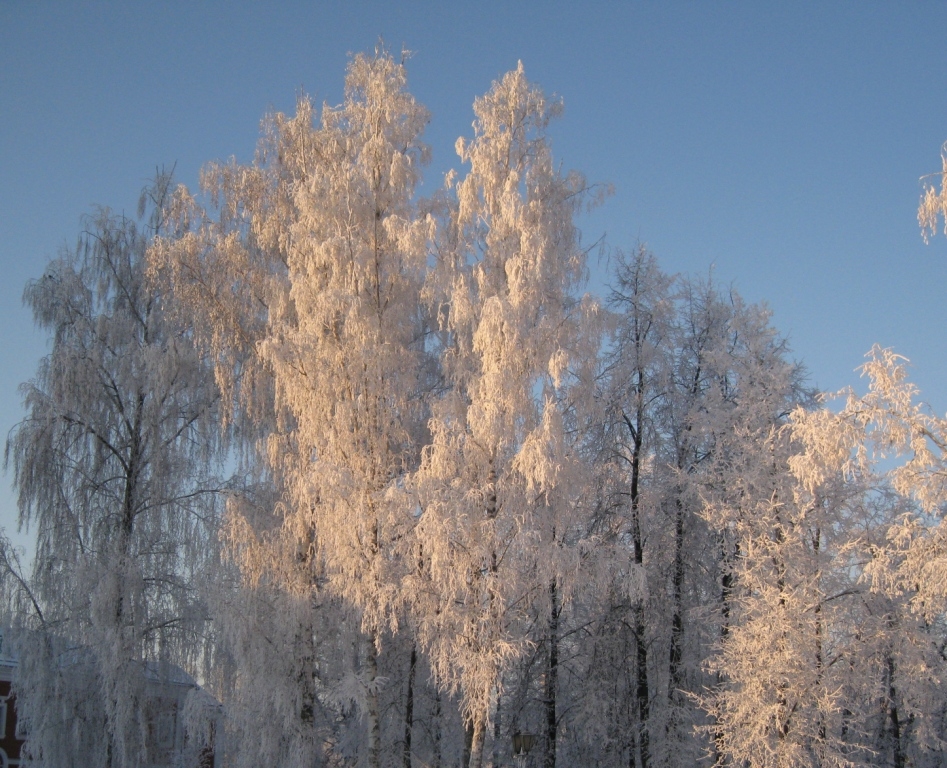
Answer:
365 633 381 768
403 643 416 768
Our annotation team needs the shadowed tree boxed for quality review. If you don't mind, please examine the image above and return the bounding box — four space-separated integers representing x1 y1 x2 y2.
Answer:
4 173 223 768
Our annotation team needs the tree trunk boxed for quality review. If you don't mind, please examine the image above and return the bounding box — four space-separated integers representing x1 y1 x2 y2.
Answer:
463 719 474 768
813 527 827 757
403 642 416 768
668 497 685 704
432 689 442 768
467 716 487 768
887 652 903 768
365 633 381 768
545 579 559 768
713 539 736 767
626 408 650 768
633 605 651 768
720 539 735 639
493 691 502 768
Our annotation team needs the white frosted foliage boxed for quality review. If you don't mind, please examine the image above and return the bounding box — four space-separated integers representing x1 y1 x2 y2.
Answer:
4 177 223 767
411 62 600 767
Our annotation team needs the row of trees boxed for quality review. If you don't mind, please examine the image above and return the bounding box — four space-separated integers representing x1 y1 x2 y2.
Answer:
4 49 947 768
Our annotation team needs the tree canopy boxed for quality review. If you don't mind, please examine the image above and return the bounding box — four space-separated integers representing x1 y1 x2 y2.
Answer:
5 48 947 768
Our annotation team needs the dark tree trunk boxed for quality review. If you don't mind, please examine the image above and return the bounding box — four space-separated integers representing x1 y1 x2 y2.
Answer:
633 606 651 768
887 652 903 768
545 579 560 768
463 719 474 768
432 689 442 768
627 409 650 768
403 643 416 768
668 497 685 702
366 633 381 768
493 691 502 768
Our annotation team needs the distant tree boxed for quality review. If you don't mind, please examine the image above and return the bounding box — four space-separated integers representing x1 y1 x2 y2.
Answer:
700 347 947 768
583 252 810 768
919 143 947 241
3 173 223 768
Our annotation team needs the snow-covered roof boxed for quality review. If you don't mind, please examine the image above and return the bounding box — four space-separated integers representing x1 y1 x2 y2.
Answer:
0 628 198 688
142 660 198 688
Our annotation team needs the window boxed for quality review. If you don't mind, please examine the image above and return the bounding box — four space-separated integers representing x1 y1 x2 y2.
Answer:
155 710 175 750
146 700 178 758
11 696 26 741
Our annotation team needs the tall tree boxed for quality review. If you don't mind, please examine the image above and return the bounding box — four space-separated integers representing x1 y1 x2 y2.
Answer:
673 280 811 767
261 49 431 768
699 425 860 768
702 346 947 767
589 256 809 768
148 52 313 768
4 174 223 768
152 49 433 768
412 62 599 768
596 246 674 768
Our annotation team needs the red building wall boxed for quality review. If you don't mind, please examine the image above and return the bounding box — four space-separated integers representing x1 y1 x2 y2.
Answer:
0 672 25 767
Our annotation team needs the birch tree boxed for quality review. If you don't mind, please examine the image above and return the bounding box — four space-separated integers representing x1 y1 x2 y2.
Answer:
589 246 674 768
260 50 432 768
148 60 317 768
919 142 947 242
585 254 810 768
152 49 434 768
800 349 947 768
699 347 947 768
411 62 600 768
4 174 223 768
700 425 864 768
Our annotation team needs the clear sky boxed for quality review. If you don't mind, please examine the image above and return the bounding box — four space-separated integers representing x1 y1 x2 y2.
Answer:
3 2 947 552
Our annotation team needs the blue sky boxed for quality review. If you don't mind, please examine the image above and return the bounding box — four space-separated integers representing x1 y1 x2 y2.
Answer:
3 2 947 551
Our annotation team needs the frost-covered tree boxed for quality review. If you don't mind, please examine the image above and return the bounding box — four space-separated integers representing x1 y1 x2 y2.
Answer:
656 284 820 768
260 49 432 768
152 112 332 765
919 142 947 242
699 347 947 768
30 46 942 768
4 174 223 768
148 55 319 768
411 63 600 768
587 246 674 768
803 349 947 765
700 424 864 768
582 252 810 768
152 49 436 768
